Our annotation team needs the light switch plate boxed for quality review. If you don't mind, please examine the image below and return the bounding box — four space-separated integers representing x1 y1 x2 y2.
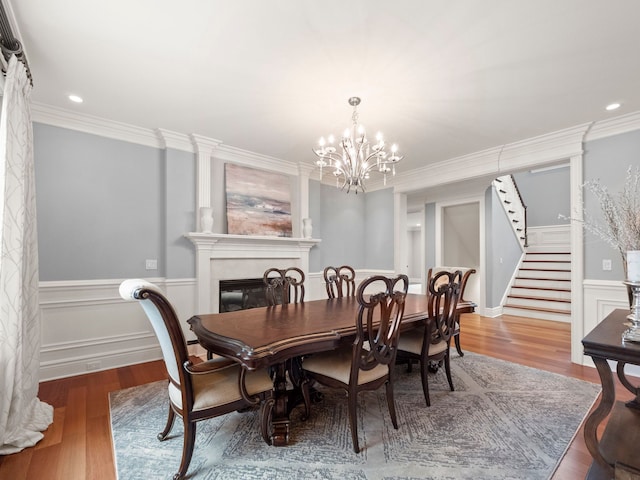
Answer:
145 259 158 270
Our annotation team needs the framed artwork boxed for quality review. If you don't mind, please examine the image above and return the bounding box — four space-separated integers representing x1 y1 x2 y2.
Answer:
225 163 293 237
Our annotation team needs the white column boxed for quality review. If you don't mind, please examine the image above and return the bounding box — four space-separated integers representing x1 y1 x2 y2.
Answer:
191 134 222 231
569 154 585 365
298 163 314 238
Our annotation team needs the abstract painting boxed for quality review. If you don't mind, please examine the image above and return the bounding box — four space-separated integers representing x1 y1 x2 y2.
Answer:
225 163 292 237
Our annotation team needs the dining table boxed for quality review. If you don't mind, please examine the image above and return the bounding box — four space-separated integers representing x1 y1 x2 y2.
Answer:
188 294 476 446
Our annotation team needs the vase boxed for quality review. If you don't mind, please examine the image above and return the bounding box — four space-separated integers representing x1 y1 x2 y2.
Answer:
625 251 640 307
623 251 640 342
302 218 313 238
200 207 214 233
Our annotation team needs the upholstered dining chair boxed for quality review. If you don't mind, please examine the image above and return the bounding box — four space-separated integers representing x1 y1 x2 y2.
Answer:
119 279 274 480
323 265 356 298
263 267 305 305
301 274 409 453
397 270 461 407
427 267 476 357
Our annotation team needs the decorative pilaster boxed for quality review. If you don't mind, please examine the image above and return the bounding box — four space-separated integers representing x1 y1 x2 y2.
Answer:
191 134 222 231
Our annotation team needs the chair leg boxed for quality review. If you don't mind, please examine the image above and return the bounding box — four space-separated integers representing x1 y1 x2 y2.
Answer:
454 333 464 357
385 380 399 429
157 402 176 440
260 397 275 445
444 350 454 392
174 419 196 480
348 390 360 453
454 315 464 357
300 379 311 421
420 359 431 407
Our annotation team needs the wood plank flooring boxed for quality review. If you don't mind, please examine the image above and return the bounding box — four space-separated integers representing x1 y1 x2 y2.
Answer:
0 313 634 479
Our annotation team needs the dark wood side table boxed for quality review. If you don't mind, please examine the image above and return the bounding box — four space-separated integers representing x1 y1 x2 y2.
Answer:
582 309 640 480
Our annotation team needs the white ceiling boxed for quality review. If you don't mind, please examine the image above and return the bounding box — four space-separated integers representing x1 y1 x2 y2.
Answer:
7 0 640 176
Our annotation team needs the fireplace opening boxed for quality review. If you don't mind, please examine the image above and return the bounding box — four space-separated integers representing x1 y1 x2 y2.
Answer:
219 278 270 312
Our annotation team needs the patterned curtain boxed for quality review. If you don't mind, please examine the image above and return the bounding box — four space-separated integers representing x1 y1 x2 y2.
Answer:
0 55 52 454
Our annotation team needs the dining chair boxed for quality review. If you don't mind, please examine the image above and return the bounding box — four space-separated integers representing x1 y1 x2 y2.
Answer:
323 265 356 298
300 274 409 453
427 267 476 357
119 279 275 480
263 267 305 305
396 270 461 407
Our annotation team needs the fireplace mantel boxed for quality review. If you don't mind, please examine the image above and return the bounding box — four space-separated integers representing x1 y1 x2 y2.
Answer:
185 233 321 312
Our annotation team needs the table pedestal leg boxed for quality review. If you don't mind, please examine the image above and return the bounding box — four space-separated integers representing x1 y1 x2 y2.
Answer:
584 356 615 477
270 362 290 446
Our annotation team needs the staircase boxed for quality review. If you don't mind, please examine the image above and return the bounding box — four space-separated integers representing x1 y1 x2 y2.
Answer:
502 246 571 322
493 176 527 248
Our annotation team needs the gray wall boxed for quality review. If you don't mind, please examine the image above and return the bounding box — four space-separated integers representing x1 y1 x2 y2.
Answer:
424 203 436 270
34 123 196 281
165 148 196 278
35 123 163 280
442 202 480 268
364 188 394 269
583 130 640 281
309 183 394 271
513 166 570 227
485 186 522 308
308 179 323 271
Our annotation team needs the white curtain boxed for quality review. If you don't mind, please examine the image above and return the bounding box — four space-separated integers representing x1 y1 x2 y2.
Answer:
0 55 52 454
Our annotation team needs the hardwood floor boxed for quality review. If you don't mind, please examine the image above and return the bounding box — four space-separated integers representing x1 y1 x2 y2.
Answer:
0 313 633 479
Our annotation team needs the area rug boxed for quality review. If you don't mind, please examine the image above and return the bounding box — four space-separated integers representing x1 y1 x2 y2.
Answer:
109 352 600 480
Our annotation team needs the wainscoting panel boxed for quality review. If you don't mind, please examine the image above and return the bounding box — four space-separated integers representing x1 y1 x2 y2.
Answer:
38 278 196 381
38 272 394 381
582 279 640 376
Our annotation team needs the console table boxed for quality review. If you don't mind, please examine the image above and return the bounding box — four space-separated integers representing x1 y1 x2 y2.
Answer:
582 309 640 479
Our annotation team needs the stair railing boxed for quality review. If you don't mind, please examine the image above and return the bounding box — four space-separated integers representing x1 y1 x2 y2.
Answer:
493 175 528 248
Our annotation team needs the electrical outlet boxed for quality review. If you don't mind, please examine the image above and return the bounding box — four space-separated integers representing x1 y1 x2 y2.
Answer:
602 259 612 271
87 361 101 371
145 259 158 270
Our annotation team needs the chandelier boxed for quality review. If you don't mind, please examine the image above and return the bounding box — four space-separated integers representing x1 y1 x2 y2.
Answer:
312 97 403 194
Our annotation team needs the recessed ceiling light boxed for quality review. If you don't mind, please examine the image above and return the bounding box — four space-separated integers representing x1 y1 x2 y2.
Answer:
68 94 83 103
606 102 621 111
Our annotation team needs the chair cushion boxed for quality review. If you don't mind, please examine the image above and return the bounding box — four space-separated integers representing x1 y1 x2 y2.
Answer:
169 363 273 412
398 328 448 356
302 347 389 386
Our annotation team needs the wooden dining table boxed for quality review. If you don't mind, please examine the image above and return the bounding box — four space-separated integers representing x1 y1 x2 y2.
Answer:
188 294 475 446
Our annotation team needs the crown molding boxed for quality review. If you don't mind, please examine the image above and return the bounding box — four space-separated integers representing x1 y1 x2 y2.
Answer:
29 100 640 188
190 133 223 155
497 123 589 171
156 128 194 152
391 147 502 193
212 144 299 176
584 110 640 142
31 102 161 148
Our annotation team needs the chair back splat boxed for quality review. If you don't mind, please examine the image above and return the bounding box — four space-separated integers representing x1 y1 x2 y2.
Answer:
263 267 305 305
397 270 461 407
301 274 409 453
428 270 462 346
427 267 476 357
323 265 356 298
119 279 274 480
